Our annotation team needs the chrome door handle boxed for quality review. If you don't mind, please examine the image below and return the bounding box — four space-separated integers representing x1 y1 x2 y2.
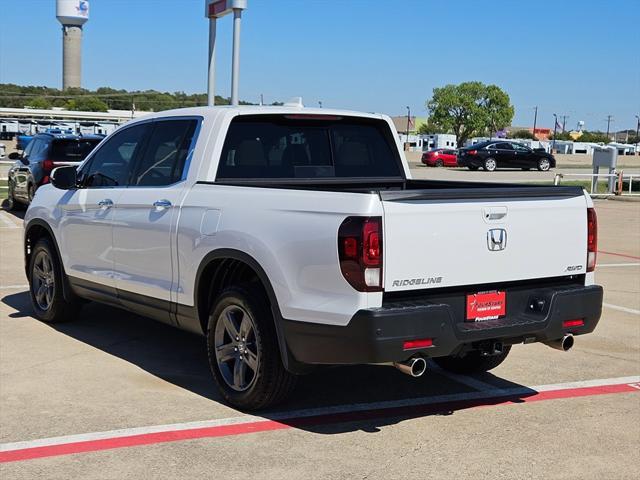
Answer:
153 199 172 210
98 199 113 208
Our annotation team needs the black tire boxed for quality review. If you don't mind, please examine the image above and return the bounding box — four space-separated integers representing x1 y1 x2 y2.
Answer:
537 158 551 171
206 284 297 410
433 346 511 374
483 157 497 172
28 238 82 323
28 183 36 203
435 159 444 167
467 166 479 171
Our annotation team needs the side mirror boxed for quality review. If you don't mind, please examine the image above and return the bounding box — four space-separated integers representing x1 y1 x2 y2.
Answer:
51 165 78 190
8 152 21 160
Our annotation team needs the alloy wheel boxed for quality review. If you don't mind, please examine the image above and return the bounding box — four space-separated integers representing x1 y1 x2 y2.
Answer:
32 250 55 311
214 305 260 392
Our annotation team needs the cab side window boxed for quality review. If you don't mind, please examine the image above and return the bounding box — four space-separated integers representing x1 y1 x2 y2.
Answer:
79 124 150 188
130 119 197 187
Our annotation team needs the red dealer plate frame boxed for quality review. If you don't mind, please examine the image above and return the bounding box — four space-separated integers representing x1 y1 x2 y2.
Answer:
466 290 506 321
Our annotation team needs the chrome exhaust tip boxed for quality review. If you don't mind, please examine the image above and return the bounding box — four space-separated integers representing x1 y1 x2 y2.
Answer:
394 357 427 377
545 334 574 352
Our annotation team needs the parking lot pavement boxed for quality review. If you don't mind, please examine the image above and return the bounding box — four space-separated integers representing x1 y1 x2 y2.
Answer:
1 199 639 479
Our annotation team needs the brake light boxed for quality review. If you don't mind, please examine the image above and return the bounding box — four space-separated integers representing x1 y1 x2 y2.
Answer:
467 150 477 156
338 216 383 292
563 319 584 328
403 338 433 350
587 208 597 272
42 159 54 172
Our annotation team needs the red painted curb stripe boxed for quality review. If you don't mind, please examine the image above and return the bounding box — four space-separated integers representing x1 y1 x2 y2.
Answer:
598 250 640 260
1 382 637 464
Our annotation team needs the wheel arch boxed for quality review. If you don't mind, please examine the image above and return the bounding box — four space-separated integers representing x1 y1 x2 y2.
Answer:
193 249 304 374
24 218 75 303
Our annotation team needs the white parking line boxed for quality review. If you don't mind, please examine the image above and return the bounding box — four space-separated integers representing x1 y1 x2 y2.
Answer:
0 284 29 290
603 302 640 316
598 263 640 268
1 375 637 455
0 212 19 229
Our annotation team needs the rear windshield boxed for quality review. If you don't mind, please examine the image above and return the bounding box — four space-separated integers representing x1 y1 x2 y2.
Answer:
50 138 102 162
216 115 403 180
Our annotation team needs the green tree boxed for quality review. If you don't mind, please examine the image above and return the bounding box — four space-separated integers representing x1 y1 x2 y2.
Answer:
66 96 108 112
26 97 51 109
508 129 536 140
417 118 447 134
426 81 514 147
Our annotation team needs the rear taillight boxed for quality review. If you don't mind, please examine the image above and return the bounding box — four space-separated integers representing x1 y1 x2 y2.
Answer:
467 150 477 156
338 216 383 292
587 207 597 272
42 159 54 172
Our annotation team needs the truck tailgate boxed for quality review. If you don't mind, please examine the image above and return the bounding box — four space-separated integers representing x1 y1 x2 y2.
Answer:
381 190 588 292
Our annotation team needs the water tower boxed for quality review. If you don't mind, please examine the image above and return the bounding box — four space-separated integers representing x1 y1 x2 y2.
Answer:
56 0 90 90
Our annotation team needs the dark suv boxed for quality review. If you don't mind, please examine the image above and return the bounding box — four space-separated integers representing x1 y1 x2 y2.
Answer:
457 140 555 172
6 133 103 209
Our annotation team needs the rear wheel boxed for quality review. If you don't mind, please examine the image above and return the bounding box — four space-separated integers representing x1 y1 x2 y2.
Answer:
28 183 36 203
435 159 444 167
433 346 511 374
537 158 551 171
28 238 82 323
483 158 497 172
207 284 297 410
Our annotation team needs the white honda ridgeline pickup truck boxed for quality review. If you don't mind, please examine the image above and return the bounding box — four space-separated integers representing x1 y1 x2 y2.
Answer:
24 106 603 410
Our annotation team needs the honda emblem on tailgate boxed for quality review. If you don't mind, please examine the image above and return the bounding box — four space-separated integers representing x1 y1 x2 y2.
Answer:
487 229 507 251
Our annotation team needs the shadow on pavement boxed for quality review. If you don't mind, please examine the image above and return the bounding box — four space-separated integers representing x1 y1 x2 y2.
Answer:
2 290 536 435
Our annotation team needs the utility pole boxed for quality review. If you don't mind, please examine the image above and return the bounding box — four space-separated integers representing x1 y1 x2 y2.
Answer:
606 115 613 140
552 113 558 153
635 115 639 151
532 106 538 139
406 106 411 149
260 93 263 106
561 114 569 133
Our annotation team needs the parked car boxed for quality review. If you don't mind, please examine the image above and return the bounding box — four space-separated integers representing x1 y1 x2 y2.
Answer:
6 133 103 209
457 141 555 172
421 148 458 167
24 106 602 410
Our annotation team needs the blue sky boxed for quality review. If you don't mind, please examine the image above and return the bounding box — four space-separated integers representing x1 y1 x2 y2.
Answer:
1 0 638 130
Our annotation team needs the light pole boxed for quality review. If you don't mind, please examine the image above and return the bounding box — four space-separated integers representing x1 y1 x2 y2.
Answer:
635 115 639 153
406 106 411 150
205 0 247 106
606 115 613 141
552 113 558 153
532 106 538 139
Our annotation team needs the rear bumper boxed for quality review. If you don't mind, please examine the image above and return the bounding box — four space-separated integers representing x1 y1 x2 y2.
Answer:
282 284 603 365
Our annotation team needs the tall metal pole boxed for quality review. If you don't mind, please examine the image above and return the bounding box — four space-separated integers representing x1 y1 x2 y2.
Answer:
207 18 217 106
606 115 612 140
532 106 538 139
635 115 639 151
230 8 242 106
552 113 558 152
406 106 411 148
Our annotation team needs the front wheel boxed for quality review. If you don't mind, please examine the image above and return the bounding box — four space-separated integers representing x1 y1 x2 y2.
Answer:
435 159 444 167
207 285 297 410
433 346 511 374
537 158 551 171
28 238 82 323
483 158 497 172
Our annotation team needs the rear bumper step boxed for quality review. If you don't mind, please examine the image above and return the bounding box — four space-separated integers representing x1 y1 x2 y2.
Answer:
281 284 603 365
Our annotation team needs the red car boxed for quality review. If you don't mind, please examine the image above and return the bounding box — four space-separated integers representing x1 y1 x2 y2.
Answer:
421 148 458 167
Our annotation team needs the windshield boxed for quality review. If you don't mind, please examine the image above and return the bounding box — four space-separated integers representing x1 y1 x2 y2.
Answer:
50 138 101 162
217 115 403 180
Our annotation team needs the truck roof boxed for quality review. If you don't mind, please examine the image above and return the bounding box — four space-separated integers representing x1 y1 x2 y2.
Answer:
134 105 388 123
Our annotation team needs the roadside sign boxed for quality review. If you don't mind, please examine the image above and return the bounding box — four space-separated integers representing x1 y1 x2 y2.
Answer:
206 0 246 18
